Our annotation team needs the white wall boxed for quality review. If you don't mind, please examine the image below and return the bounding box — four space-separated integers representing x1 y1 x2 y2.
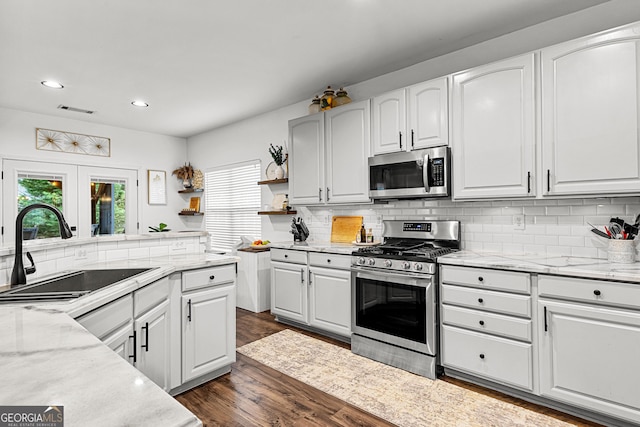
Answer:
0 107 190 243
186 1 640 248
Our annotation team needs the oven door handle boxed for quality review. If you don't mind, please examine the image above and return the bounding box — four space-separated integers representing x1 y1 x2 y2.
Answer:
352 267 433 288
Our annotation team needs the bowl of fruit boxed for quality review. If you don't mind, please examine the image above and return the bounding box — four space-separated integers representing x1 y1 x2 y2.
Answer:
250 239 271 248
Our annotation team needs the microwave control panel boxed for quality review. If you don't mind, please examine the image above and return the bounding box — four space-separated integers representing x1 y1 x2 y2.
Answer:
431 157 445 186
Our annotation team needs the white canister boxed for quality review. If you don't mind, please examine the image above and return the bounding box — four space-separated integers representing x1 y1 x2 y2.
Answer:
607 239 637 263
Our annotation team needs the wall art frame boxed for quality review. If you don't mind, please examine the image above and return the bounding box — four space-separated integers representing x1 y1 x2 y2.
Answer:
148 169 167 205
36 128 111 157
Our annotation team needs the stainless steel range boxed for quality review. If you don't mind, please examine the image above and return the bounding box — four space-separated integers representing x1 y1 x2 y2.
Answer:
351 220 460 379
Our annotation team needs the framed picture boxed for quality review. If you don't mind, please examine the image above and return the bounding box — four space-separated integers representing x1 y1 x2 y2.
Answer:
148 170 167 205
189 196 201 212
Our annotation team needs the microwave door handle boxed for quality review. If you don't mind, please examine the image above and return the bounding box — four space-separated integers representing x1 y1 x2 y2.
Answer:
423 154 430 192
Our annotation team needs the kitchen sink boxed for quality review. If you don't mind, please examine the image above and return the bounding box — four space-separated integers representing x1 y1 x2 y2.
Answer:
0 268 155 303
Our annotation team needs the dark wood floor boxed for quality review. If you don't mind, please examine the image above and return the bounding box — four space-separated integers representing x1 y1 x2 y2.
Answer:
175 308 603 427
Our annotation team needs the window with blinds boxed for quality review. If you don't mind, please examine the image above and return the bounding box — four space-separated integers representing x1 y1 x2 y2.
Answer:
205 161 261 252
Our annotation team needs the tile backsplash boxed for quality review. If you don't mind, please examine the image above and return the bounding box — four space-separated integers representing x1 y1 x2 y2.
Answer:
0 234 207 285
299 197 640 259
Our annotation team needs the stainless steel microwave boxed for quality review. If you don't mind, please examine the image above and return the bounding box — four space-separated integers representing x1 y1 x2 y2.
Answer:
368 146 450 199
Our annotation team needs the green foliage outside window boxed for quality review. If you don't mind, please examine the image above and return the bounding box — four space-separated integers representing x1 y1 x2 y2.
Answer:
18 178 63 239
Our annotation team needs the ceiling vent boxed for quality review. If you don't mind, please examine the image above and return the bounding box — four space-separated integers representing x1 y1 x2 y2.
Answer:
57 104 95 114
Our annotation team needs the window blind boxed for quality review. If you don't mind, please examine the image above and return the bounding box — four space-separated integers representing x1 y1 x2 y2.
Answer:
205 161 261 252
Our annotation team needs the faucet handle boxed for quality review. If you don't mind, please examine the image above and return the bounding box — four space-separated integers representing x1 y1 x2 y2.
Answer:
25 252 36 275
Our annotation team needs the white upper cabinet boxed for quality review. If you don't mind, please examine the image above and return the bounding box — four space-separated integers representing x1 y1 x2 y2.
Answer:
289 100 370 205
288 114 325 205
325 100 371 204
452 53 536 199
408 77 449 150
371 77 448 156
372 89 407 155
541 23 640 196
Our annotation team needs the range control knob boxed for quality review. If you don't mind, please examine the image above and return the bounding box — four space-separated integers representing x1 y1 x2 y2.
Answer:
358 257 366 265
384 259 393 268
413 263 423 271
402 261 411 270
367 258 376 266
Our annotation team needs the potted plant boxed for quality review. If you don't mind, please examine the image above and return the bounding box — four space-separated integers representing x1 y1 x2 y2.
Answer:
172 163 195 188
269 144 287 179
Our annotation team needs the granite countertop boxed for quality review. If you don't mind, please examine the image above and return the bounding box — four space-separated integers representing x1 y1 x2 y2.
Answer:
0 305 201 427
270 241 360 255
0 252 238 427
440 250 640 284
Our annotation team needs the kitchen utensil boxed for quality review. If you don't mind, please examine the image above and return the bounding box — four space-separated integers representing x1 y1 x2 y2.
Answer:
330 216 364 243
589 228 610 239
608 222 623 238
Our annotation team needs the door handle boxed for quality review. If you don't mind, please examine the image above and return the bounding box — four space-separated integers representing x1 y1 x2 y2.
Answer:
422 154 431 193
187 299 192 322
141 322 149 352
399 131 403 150
301 269 305 284
326 187 330 202
318 187 322 202
411 129 415 149
129 330 137 363
544 306 548 332
547 169 551 192
527 171 531 194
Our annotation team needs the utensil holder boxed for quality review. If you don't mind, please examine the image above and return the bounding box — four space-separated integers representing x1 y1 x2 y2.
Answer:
607 239 637 263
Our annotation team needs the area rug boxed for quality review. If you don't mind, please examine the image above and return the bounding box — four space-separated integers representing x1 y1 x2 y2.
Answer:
237 329 571 427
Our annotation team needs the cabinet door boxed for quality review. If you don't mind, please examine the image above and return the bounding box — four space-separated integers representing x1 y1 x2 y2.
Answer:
135 299 171 391
325 99 371 204
309 267 352 337
539 300 640 424
103 323 134 363
288 114 325 204
541 24 640 196
372 89 406 155
182 284 236 383
408 77 449 149
270 260 308 324
452 53 535 199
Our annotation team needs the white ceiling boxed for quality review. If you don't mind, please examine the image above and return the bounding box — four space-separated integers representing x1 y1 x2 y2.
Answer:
0 0 610 138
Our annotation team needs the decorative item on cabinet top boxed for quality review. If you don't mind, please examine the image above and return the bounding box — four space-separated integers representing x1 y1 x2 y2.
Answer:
309 86 351 114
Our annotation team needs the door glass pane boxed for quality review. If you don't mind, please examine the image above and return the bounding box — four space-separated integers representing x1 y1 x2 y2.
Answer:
91 180 126 236
18 176 64 240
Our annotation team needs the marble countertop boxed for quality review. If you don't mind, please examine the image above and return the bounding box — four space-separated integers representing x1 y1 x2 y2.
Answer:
270 241 360 255
0 252 238 427
0 305 202 427
440 251 640 283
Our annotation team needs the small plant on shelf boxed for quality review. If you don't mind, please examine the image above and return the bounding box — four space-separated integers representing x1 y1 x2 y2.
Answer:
269 144 286 166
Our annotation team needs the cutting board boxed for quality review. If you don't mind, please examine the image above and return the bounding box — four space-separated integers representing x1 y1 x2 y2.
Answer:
331 216 363 243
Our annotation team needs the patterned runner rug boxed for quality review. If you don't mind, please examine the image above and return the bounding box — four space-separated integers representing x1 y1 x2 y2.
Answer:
237 329 571 427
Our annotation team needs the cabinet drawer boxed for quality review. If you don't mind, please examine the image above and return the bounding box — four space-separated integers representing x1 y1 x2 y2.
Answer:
134 277 169 317
441 284 531 317
271 248 307 265
442 325 533 390
76 294 133 340
182 265 236 292
308 252 351 270
442 305 531 341
538 275 640 310
441 266 530 294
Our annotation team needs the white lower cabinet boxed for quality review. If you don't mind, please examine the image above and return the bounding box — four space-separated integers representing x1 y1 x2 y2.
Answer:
182 284 236 382
181 266 236 384
271 249 351 338
76 263 237 394
538 275 640 424
440 265 534 392
309 266 351 337
135 299 171 390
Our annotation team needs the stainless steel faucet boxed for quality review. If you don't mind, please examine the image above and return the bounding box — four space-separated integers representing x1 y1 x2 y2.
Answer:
10 203 73 285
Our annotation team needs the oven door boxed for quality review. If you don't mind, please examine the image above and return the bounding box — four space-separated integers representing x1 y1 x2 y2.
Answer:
351 267 436 355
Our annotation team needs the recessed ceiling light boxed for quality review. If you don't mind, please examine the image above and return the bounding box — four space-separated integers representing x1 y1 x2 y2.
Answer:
41 80 64 89
131 100 149 107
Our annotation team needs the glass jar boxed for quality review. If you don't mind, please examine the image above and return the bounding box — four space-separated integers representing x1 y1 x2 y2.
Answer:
308 95 322 114
320 86 335 110
332 87 352 107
